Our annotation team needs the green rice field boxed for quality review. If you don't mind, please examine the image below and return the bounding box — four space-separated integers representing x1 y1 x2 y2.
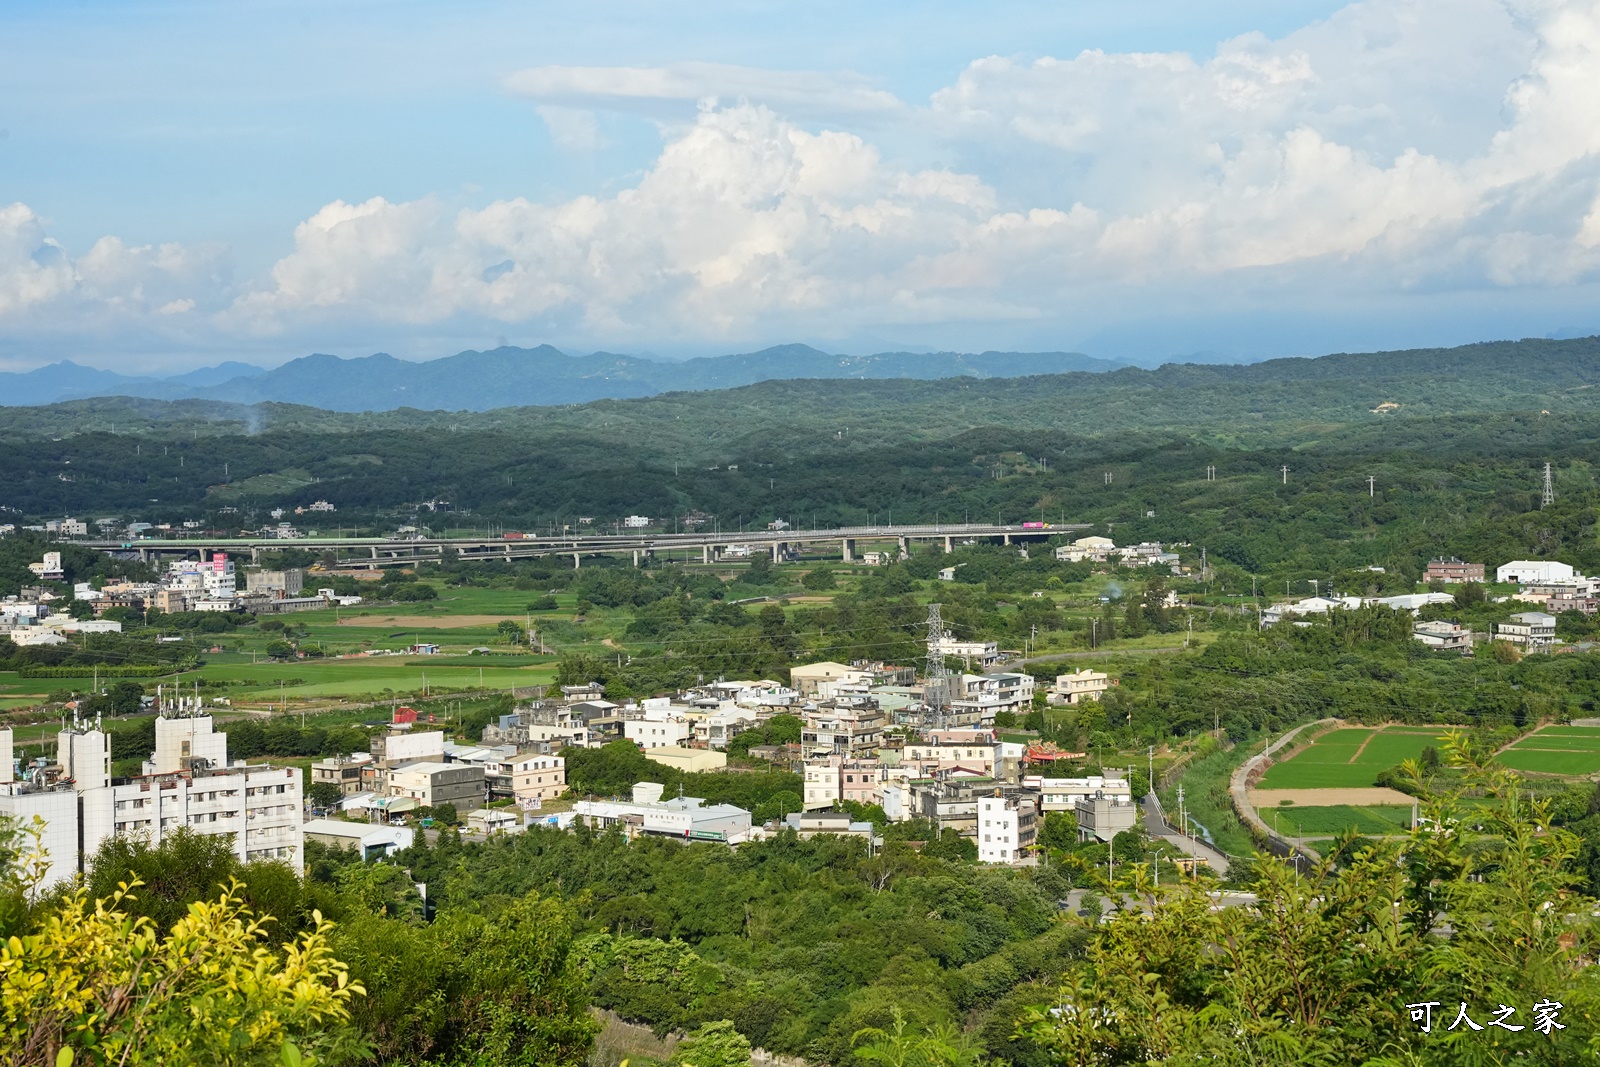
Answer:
1257 727 1445 789
1267 804 1415 837
1496 726 1600 776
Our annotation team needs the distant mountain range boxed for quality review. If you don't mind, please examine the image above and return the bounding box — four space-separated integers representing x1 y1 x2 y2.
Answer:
0 344 1124 411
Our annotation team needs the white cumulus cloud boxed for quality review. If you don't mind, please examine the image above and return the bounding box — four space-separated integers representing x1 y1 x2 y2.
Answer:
7 0 1600 361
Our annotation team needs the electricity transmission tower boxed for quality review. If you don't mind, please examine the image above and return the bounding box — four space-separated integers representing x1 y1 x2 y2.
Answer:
1542 462 1555 509
925 603 951 730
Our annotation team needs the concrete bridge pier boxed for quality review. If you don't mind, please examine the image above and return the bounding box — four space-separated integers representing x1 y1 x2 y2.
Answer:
771 542 783 562
943 536 953 553
842 538 855 562
1003 533 1012 545
572 552 581 569
897 536 909 560
702 545 710 565
371 546 380 559
632 549 641 567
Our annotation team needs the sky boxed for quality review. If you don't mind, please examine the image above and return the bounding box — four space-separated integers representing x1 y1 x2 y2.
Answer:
2 0 1600 374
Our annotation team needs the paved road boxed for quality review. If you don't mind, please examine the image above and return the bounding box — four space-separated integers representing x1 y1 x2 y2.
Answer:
1141 793 1232 875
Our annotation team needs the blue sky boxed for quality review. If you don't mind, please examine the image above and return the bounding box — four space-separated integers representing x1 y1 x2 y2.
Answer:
3 0 1599 373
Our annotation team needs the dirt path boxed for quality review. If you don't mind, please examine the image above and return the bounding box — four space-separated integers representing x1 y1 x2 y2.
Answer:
1249 787 1418 807
1346 727 1381 764
337 613 511 629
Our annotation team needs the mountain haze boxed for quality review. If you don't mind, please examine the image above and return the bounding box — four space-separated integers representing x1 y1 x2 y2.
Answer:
0 344 1121 410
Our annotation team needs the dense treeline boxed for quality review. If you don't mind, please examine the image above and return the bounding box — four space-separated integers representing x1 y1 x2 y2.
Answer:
6 413 1600 603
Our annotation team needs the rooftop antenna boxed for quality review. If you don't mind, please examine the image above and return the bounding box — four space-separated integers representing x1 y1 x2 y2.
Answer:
1542 462 1555 509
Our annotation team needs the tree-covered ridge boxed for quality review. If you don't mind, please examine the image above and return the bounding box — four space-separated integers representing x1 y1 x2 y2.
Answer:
4 334 1600 452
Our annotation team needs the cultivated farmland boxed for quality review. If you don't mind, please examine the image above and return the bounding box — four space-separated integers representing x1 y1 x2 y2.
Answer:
1496 726 1600 776
1256 726 1444 790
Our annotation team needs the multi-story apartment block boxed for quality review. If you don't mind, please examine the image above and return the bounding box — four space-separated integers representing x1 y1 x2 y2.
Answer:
1423 557 1485 583
0 707 303 891
977 795 1038 864
801 701 885 760
1047 669 1113 705
1497 612 1557 649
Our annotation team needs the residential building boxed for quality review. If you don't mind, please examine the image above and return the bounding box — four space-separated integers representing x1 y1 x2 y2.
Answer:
644 746 727 774
978 795 1038 864
1497 612 1557 649
1054 536 1116 563
783 810 875 839
387 761 486 811
1414 620 1473 653
1075 792 1139 843
1497 560 1576 585
800 702 885 759
1424 558 1485 583
311 754 375 797
1047 669 1113 705
573 781 752 843
624 701 693 749
623 515 651 528
466 808 523 835
489 752 565 803
803 759 842 810
1024 775 1131 812
902 729 998 776
930 635 1001 669
27 552 64 580
1547 592 1599 616
790 661 869 696
947 673 1034 722
302 819 413 859
244 568 305 596
0 709 304 891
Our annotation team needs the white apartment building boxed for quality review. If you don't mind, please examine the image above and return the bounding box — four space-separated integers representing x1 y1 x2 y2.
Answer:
1497 611 1557 649
803 759 842 810
930 635 1001 668
1054 536 1117 563
1047 669 1113 705
1025 775 1132 812
0 710 304 891
624 700 694 749
573 782 753 843
978 795 1038 864
952 672 1035 719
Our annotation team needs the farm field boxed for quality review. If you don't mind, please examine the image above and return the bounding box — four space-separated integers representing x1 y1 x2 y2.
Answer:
1257 726 1444 789
1496 726 1600 776
1266 804 1415 837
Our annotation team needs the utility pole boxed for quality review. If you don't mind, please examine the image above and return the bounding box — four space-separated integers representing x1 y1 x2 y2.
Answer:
1104 472 1112 485
1367 475 1375 498
1542 462 1555 508
1280 465 1290 485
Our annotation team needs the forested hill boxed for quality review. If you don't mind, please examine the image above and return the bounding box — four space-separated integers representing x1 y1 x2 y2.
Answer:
0 343 1119 411
4 334 1599 455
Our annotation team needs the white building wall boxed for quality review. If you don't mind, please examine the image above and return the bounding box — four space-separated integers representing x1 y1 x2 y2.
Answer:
151 715 230 773
0 787 80 890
